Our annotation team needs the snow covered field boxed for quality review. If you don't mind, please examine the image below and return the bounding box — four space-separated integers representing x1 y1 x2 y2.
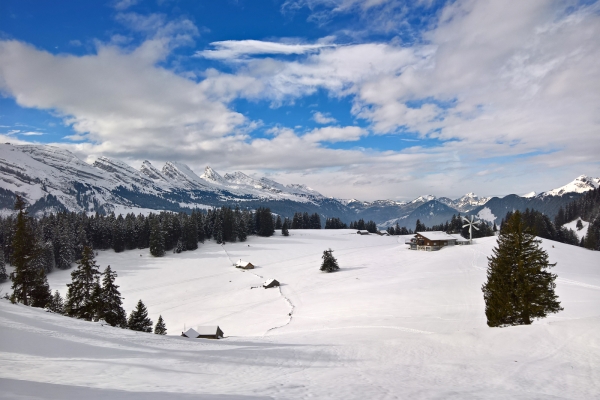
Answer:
1 230 599 399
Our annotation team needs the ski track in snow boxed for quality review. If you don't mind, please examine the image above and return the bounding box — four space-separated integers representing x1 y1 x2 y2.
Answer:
221 243 296 335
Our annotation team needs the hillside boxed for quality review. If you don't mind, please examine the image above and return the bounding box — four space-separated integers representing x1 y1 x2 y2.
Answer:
1 231 599 398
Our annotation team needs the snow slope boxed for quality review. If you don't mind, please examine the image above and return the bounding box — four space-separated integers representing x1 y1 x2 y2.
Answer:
563 218 589 241
1 231 599 399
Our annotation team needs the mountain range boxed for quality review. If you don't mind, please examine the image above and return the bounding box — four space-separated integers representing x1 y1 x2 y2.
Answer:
0 143 598 228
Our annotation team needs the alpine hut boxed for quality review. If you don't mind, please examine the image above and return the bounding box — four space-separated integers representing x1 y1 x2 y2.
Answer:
235 259 254 269
356 230 370 235
406 231 461 251
263 279 280 289
182 326 224 339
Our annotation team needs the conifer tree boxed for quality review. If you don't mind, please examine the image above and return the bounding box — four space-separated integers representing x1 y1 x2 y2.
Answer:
154 315 167 335
320 248 339 273
275 215 282 229
65 246 101 320
482 211 562 327
128 299 153 332
282 219 290 236
30 268 52 308
0 250 7 283
48 290 65 314
149 219 165 257
98 265 127 327
10 195 50 306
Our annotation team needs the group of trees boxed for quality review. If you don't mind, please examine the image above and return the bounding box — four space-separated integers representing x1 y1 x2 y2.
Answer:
553 187 600 250
349 219 378 233
382 214 496 239
0 205 279 276
5 196 167 334
324 217 348 229
288 212 322 229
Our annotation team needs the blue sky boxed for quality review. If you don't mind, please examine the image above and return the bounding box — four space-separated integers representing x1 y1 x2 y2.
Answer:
0 0 599 200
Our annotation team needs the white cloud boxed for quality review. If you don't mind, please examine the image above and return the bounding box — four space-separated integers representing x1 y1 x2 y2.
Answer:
0 2 599 201
303 126 366 142
20 131 45 136
312 111 337 124
197 40 336 60
113 0 140 11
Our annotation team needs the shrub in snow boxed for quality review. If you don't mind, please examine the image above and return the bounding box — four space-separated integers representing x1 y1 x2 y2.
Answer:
320 249 339 273
154 315 167 335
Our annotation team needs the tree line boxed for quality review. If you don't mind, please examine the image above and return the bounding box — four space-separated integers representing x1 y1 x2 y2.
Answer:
552 186 600 250
0 204 278 281
5 196 167 334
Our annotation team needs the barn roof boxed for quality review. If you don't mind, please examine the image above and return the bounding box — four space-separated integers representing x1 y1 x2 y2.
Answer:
195 326 222 336
448 234 469 242
235 260 252 266
183 328 200 338
264 279 279 286
416 231 457 241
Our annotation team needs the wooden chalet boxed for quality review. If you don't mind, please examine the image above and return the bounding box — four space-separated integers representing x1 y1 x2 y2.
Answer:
356 230 370 235
263 279 280 289
405 231 469 251
235 259 254 269
182 326 224 339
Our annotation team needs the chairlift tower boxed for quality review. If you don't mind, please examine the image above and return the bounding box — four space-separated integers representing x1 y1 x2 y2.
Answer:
462 215 480 244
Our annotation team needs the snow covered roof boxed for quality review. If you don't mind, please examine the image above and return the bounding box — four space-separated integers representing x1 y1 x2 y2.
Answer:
182 328 200 338
195 326 222 336
416 231 457 241
236 260 252 266
263 279 279 287
448 234 469 242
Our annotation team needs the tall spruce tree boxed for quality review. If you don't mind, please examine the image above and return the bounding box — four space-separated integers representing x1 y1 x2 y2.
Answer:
320 248 340 273
10 195 51 307
149 219 165 257
65 246 101 320
282 219 290 236
128 299 153 332
0 250 7 283
154 315 167 335
98 265 127 327
482 211 562 327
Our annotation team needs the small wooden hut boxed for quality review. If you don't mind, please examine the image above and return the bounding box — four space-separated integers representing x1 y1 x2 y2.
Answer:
235 259 254 269
182 326 224 339
263 279 280 289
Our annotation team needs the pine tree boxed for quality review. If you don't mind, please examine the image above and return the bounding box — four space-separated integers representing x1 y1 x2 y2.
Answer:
320 248 339 273
65 246 101 320
482 211 563 327
10 195 50 306
154 315 167 335
275 215 282 229
149 219 165 257
128 299 153 332
282 219 290 236
48 290 65 314
98 265 127 327
0 250 7 283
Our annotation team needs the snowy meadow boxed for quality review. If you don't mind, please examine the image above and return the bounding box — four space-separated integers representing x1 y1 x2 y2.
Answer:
1 230 599 399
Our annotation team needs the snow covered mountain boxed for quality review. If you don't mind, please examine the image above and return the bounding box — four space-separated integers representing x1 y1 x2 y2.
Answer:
0 143 596 229
0 143 341 217
538 175 600 197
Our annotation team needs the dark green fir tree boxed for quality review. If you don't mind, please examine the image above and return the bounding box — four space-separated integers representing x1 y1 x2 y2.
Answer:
48 290 65 314
98 265 127 327
65 246 101 320
320 248 339 273
154 315 167 335
281 219 290 237
0 250 7 283
149 219 165 257
128 299 153 332
10 195 51 307
482 211 563 327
